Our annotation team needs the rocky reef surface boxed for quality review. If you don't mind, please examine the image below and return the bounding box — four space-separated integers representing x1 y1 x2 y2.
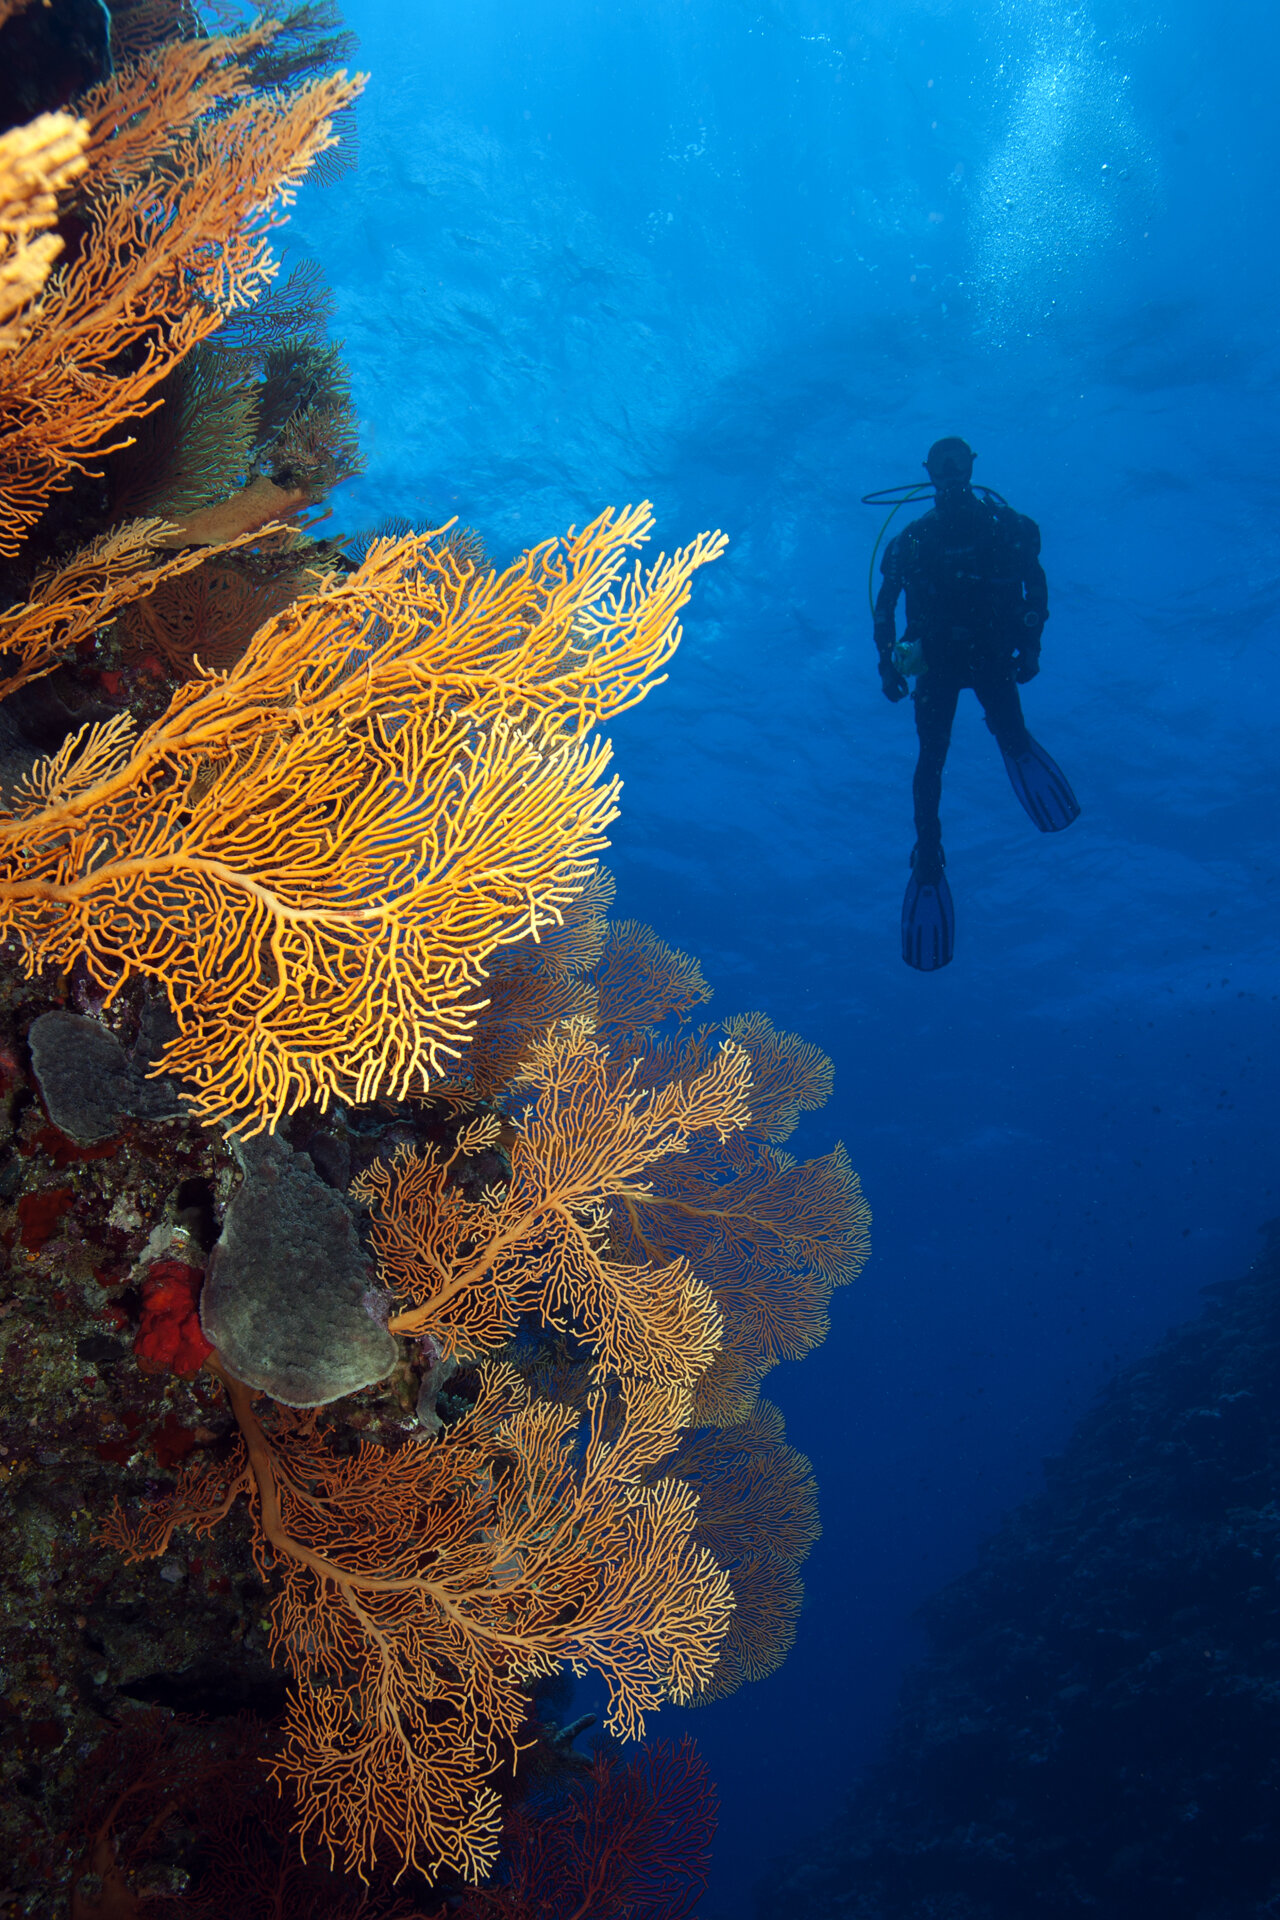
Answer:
761 1226 1280 1919
0 963 504 1915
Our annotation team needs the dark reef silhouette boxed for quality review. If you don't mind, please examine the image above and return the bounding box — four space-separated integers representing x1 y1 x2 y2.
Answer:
762 1222 1280 1919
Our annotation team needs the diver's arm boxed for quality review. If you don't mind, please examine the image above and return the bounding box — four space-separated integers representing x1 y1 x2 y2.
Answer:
873 547 909 702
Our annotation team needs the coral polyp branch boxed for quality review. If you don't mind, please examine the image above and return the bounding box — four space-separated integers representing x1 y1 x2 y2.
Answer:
488 1737 718 1920
0 5 867 1906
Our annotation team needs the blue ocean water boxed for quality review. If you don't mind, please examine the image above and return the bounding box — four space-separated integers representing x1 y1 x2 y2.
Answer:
293 4 1280 1910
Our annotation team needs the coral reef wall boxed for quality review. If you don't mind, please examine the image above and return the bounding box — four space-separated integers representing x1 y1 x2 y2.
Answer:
761 1223 1280 1920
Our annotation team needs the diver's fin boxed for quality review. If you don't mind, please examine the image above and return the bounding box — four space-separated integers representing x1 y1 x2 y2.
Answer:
902 845 955 971
1001 735 1080 833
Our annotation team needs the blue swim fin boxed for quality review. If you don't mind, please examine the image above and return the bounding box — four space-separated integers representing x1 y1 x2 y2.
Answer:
902 844 955 971
1001 735 1080 833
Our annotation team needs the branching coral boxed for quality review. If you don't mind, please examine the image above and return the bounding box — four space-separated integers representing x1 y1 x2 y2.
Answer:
103 1360 733 1884
2 7 810 1914
106 0 201 66
0 34 364 552
363 1017 749 1386
625 1127 868 1426
605 997 870 1423
463 1738 717 1920
69 1711 263 1920
14 16 863 1906
591 919 713 1048
100 912 863 1881
660 1400 820 1701
0 506 724 1131
113 544 319 678
69 1710 713 1920
354 918 860 1721
432 866 616 1099
0 515 280 703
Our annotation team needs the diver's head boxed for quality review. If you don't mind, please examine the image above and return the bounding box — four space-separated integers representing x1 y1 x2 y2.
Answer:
924 437 976 500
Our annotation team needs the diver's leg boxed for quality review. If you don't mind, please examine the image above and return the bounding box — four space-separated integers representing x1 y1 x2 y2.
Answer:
976 668 1080 832
974 668 1032 757
911 671 960 858
902 673 960 970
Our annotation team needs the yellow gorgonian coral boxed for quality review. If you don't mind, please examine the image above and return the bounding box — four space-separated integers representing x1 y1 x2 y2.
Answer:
658 1398 821 1701
611 1006 871 1424
0 507 725 1131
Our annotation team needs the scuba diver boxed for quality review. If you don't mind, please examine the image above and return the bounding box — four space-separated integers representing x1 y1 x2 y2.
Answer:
869 437 1080 971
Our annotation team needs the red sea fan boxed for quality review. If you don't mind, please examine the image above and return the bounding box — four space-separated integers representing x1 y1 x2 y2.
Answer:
461 1739 718 1920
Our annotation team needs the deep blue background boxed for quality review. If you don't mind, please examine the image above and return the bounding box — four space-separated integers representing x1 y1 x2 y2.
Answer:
293 4 1280 1910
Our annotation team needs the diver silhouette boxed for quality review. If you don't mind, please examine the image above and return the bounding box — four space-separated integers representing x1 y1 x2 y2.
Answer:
869 437 1079 971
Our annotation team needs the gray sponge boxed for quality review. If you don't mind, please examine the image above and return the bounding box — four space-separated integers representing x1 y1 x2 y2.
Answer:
28 1008 190 1143
200 1133 397 1407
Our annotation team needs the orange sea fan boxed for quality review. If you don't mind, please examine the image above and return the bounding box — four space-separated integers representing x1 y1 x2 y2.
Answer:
0 506 724 1132
323 505 727 737
433 866 616 1099
362 1017 750 1385
670 1398 821 1572
496 862 616 981
0 35 364 552
713 1010 834 1142
473 1738 717 1920
106 0 202 66
0 515 282 703
633 1009 835 1144
432 966 600 1103
693 1546 806 1701
606 1001 869 1422
591 919 714 1047
113 547 317 678
657 1401 819 1703
633 1133 869 1425
103 1359 734 1884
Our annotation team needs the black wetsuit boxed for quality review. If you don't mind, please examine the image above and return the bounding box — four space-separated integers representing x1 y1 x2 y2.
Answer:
874 488 1048 854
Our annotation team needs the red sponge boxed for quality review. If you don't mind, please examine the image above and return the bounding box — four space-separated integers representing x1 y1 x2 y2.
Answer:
134 1260 213 1377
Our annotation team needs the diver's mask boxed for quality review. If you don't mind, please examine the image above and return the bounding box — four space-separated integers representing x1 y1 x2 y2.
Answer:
923 437 976 488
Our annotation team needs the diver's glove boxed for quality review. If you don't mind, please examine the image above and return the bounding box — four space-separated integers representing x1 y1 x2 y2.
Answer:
879 658 909 702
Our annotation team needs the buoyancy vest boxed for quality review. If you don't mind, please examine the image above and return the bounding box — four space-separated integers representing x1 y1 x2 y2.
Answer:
884 494 1042 649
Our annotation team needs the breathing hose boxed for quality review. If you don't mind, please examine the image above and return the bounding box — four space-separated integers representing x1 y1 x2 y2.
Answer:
861 482 1011 616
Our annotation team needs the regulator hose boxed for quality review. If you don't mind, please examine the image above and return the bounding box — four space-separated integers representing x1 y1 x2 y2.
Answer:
861 483 1010 616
